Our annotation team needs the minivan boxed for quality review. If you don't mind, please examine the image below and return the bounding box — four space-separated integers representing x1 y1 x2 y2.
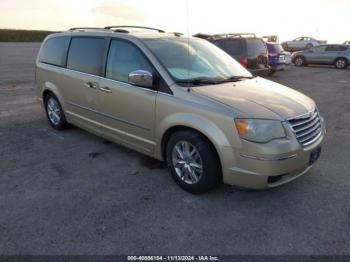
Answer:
36 26 325 193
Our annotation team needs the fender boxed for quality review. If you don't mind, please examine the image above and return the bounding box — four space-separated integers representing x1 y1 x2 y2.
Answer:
41 80 67 112
155 112 232 160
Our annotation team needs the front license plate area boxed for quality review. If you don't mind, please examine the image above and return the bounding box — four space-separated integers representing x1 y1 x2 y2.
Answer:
309 147 321 165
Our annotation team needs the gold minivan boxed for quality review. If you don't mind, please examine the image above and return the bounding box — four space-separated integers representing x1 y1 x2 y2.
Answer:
36 26 325 193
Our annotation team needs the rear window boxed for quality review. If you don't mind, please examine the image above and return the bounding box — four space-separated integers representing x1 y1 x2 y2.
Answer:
39 36 70 67
67 37 106 75
267 44 283 53
247 39 267 57
216 39 244 56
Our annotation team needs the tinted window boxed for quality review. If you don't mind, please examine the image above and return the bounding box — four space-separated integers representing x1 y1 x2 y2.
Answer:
106 40 152 83
67 37 106 75
326 45 347 51
219 39 244 56
39 37 70 66
313 46 326 52
247 39 267 57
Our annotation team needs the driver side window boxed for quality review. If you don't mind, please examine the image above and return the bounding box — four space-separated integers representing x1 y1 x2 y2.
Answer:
106 40 152 83
313 46 326 52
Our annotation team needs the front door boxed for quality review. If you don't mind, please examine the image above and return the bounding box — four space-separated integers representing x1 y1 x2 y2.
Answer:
97 39 157 154
306 46 327 64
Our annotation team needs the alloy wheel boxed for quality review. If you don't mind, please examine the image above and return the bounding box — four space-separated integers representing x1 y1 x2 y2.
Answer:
295 57 303 66
336 59 346 69
171 141 203 185
47 98 61 125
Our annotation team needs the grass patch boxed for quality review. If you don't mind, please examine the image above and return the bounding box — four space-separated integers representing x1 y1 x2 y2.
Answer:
0 29 58 42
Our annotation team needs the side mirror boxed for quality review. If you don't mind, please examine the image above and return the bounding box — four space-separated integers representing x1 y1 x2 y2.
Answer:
128 70 153 88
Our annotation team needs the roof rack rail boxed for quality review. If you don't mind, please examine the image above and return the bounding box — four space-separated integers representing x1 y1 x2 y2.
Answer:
171 32 183 37
104 26 165 33
193 33 213 40
213 33 257 38
69 27 105 31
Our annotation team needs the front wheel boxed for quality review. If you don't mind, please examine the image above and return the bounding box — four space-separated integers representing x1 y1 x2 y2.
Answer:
166 130 221 194
334 58 348 69
306 43 313 49
294 56 305 67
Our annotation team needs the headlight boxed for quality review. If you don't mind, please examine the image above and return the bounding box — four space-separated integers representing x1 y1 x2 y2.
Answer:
235 119 286 143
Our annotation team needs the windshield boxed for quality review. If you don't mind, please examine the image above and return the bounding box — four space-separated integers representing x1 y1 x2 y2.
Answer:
143 38 252 83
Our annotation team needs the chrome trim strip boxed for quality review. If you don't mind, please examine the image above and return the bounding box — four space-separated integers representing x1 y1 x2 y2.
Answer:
240 153 297 161
300 131 322 146
287 108 316 121
296 123 321 138
293 117 320 133
67 102 150 131
289 112 319 128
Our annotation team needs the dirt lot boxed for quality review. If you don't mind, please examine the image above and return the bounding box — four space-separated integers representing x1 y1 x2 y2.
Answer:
0 43 350 255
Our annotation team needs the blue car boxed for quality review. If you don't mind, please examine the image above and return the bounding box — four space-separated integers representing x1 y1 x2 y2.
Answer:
266 43 291 75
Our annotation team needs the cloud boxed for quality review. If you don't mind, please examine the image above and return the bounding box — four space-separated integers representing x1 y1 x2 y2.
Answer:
92 0 146 23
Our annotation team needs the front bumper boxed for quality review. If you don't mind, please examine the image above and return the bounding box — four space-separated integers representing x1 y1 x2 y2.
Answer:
219 122 325 189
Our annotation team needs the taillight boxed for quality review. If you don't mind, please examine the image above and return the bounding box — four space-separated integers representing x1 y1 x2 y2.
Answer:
240 57 248 68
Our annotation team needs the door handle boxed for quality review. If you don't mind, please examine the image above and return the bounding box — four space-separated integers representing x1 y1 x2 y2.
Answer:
99 86 112 93
84 82 97 89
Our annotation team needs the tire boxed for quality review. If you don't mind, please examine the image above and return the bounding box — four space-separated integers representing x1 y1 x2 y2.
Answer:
306 43 313 49
294 56 305 67
166 130 221 194
44 92 69 130
334 58 348 69
268 69 276 76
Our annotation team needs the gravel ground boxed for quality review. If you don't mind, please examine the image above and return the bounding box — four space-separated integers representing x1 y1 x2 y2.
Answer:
0 43 349 255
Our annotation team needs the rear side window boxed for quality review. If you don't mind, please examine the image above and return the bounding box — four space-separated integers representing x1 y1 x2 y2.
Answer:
106 40 152 83
247 39 267 57
217 39 244 56
326 45 347 52
67 37 106 75
39 37 70 67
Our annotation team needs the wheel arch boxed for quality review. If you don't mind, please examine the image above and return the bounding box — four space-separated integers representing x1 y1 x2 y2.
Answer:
155 113 234 159
41 83 66 111
160 125 223 179
334 56 349 65
293 55 306 64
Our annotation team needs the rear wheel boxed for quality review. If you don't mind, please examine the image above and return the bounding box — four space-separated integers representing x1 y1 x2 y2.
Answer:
282 43 289 51
294 56 305 67
44 93 69 130
334 58 348 69
166 130 221 194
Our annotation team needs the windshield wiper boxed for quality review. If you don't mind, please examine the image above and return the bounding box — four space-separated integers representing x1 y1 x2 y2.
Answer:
219 75 255 83
176 77 223 86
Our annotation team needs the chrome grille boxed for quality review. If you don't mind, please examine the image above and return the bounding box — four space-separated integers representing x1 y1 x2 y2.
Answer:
288 110 322 147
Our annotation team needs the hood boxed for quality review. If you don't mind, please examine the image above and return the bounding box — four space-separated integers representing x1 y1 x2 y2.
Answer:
192 77 315 120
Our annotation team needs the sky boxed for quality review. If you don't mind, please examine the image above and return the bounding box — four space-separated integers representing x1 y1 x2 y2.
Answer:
0 0 349 43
